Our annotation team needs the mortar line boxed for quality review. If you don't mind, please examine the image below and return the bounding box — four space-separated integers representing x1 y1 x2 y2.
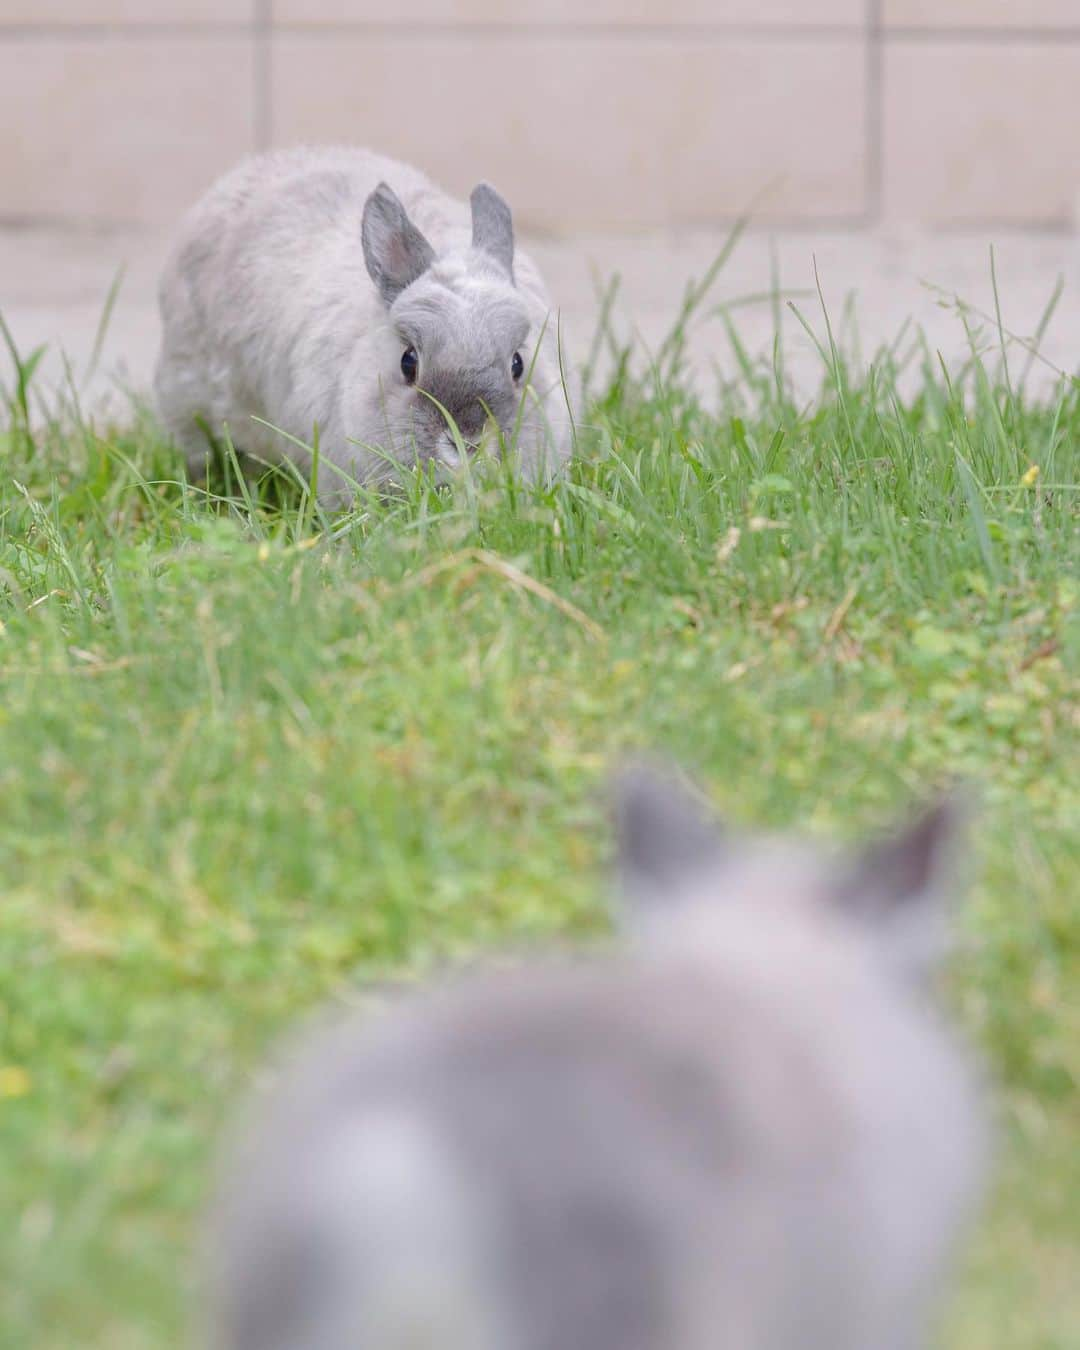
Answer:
878 25 1080 43
155 22 868 42
2 20 1078 42
254 0 271 151
866 0 883 226
0 23 253 38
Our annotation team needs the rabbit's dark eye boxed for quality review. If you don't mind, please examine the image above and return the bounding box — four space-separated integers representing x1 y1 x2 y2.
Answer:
401 346 418 384
511 351 524 381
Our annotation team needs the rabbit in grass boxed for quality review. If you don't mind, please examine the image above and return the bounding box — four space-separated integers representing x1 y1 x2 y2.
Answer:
155 148 573 508
207 764 987 1350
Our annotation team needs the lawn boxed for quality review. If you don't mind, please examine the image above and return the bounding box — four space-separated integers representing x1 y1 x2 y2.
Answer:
0 262 1077 1349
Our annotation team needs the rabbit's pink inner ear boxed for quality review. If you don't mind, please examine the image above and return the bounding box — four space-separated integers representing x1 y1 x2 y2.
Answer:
384 235 419 281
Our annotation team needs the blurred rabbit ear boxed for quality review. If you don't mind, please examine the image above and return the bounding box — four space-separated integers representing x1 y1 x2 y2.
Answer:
470 183 515 278
611 758 726 919
362 183 435 306
838 791 973 979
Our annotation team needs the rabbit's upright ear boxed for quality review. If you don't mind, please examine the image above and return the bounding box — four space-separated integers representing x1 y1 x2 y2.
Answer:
611 759 726 924
362 183 436 306
470 183 515 279
836 792 972 981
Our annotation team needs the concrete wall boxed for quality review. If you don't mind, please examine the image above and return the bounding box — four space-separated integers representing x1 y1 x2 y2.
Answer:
3 1 1079 232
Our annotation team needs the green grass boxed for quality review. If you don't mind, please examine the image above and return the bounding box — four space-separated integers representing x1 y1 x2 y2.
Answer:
0 263 1077 1349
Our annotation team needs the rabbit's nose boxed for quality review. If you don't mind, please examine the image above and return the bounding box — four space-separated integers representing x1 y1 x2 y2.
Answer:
457 409 488 441
435 431 480 470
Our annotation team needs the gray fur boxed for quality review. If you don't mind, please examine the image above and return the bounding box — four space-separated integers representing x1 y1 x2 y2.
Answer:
154 148 574 507
207 765 987 1350
471 183 515 279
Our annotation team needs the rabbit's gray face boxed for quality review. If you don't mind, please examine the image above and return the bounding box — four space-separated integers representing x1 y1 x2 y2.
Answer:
362 180 543 473
390 263 533 470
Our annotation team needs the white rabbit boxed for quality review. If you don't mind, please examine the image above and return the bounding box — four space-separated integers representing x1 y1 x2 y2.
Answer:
154 147 574 507
206 764 987 1350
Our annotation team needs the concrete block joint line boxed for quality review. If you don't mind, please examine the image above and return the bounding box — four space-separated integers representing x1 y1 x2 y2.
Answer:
255 0 272 151
866 0 883 226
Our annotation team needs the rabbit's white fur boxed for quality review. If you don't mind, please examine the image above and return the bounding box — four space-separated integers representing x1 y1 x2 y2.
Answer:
207 765 987 1350
155 147 573 506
